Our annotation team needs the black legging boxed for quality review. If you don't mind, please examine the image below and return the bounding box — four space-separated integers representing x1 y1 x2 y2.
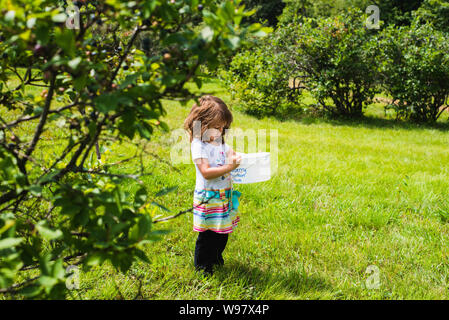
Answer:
194 230 229 272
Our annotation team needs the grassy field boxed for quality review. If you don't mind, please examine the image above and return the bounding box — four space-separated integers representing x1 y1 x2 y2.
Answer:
3 77 449 299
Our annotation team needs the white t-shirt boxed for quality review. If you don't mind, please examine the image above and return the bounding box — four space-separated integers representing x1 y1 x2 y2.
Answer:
191 138 232 190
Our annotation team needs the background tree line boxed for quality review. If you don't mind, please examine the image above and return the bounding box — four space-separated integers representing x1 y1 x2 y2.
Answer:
219 0 449 122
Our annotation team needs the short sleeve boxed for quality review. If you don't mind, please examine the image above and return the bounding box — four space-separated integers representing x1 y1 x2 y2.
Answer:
191 138 208 161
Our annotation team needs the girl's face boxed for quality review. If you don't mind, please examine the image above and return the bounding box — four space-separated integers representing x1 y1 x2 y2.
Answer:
207 126 224 142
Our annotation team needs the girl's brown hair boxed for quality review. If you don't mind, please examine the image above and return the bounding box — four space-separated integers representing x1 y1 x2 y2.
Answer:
184 95 233 144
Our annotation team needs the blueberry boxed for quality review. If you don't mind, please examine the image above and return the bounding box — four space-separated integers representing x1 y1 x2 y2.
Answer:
33 44 45 56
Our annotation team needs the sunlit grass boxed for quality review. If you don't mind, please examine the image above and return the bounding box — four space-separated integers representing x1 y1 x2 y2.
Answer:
3 76 449 299
77 79 449 300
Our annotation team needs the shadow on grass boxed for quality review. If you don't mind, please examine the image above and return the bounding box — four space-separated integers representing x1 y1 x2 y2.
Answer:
214 261 331 298
319 114 449 132
258 110 449 132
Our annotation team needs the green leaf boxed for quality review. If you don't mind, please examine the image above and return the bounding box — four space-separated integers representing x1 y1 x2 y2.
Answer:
0 218 15 235
55 28 75 57
136 122 153 140
158 121 169 132
194 77 203 89
26 17 37 29
0 237 23 250
5 11 15 22
73 74 87 91
36 221 63 241
52 259 65 279
37 169 61 184
95 93 119 113
20 285 42 298
128 223 139 242
201 26 214 42
155 186 178 197
225 36 240 50
38 275 58 288
138 215 151 239
68 57 82 70
52 13 68 23
85 252 106 267
110 222 129 236
134 187 148 208
27 184 42 196
134 248 150 263
151 201 171 212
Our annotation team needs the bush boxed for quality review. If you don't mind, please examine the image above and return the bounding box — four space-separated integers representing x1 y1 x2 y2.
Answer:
415 0 449 34
287 11 381 117
278 0 423 27
378 22 449 122
222 35 303 118
240 0 286 27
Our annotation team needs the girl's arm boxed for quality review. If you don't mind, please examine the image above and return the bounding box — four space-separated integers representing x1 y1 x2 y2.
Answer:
194 153 241 180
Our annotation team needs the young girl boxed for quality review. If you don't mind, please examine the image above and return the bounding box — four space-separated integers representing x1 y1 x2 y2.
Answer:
184 95 242 276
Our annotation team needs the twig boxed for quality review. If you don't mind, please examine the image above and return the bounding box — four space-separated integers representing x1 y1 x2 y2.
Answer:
1 101 80 130
25 73 56 158
153 191 219 224
0 276 39 294
73 168 151 184
19 253 86 271
107 25 146 88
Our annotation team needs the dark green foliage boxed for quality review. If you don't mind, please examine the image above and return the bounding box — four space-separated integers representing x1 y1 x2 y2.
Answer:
279 0 425 26
222 34 303 118
287 10 381 117
377 22 449 122
374 0 425 26
240 0 286 26
415 0 449 33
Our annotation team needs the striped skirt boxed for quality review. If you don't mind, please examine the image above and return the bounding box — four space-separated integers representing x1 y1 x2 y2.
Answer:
193 187 241 234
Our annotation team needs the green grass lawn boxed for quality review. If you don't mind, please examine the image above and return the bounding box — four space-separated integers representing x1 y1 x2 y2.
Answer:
3 77 449 299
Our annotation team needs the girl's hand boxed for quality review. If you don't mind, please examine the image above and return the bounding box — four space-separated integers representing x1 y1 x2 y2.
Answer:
228 154 242 171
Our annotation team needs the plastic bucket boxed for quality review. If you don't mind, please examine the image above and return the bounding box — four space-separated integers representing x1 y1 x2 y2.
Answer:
230 152 271 184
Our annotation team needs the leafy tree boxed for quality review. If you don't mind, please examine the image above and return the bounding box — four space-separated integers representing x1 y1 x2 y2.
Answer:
284 10 381 117
374 0 425 26
279 0 372 25
279 0 424 26
415 0 449 33
222 33 302 118
377 22 449 122
0 0 267 298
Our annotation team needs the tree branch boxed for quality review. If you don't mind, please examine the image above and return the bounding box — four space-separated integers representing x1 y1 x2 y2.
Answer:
153 191 219 224
24 73 56 159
